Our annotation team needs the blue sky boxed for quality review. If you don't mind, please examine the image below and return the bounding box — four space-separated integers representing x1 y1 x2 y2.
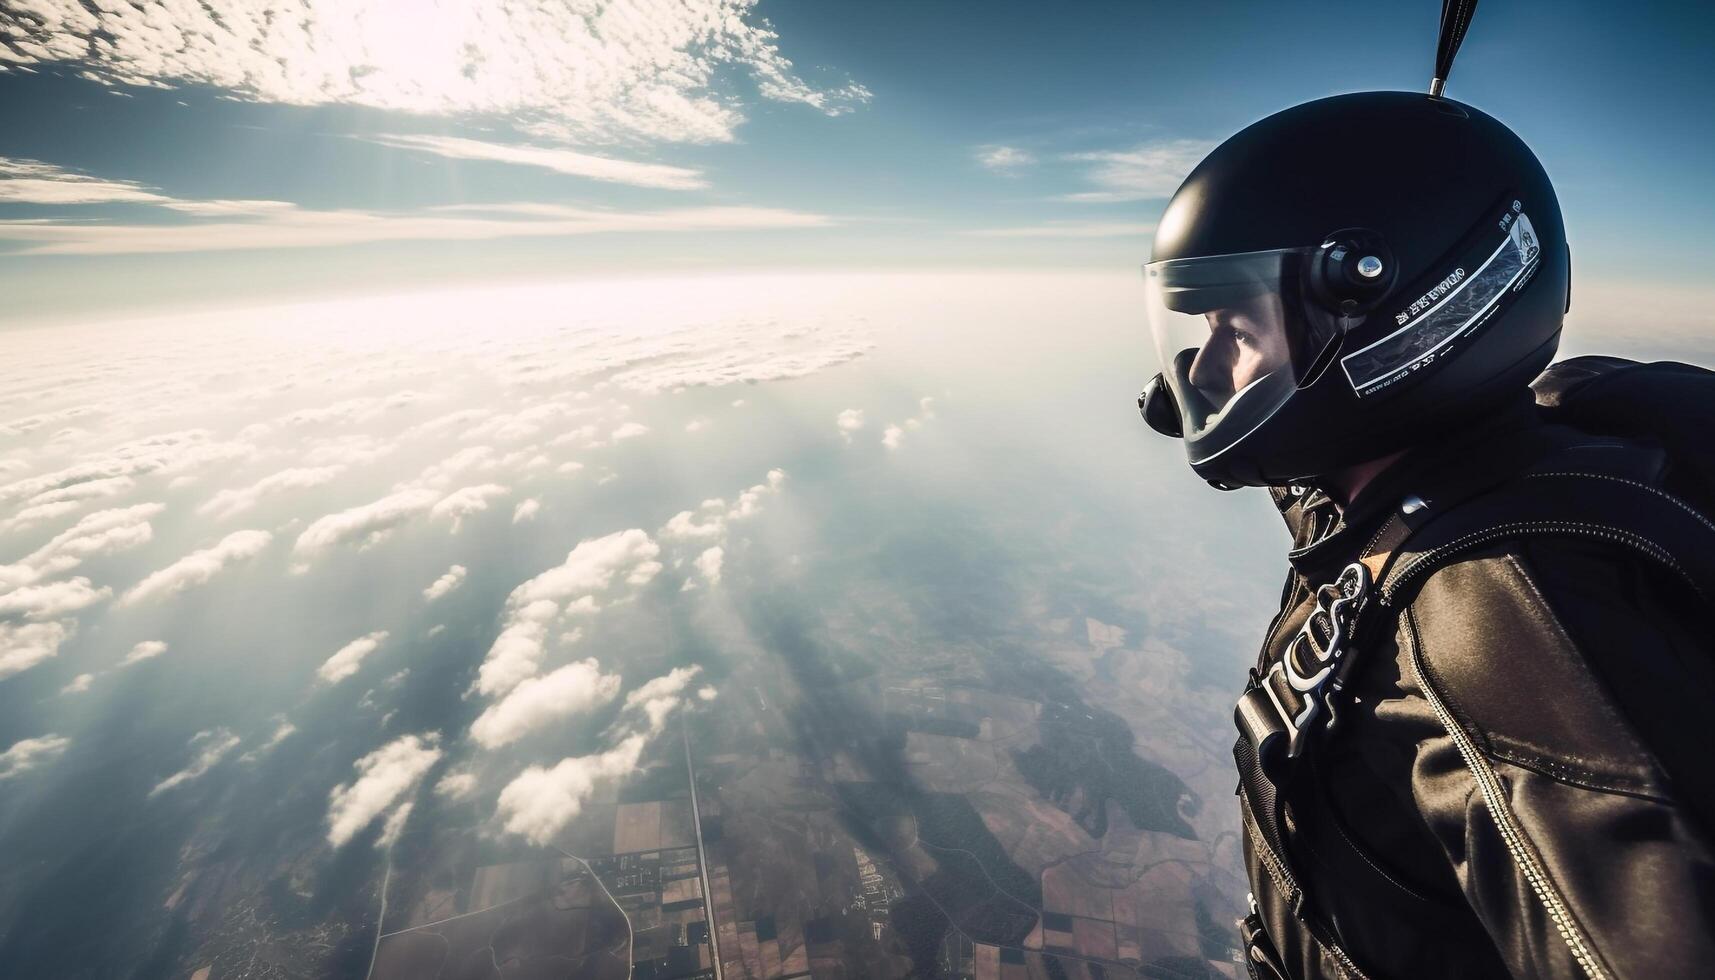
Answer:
1 0 1711 322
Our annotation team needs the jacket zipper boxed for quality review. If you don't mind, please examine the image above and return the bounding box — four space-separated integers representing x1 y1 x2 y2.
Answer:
1406 632 1611 980
1383 522 1685 980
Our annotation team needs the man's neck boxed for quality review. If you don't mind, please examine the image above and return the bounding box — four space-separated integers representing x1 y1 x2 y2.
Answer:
1324 450 1409 511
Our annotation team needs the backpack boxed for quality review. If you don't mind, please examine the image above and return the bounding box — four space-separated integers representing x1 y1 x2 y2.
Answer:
1533 356 1715 517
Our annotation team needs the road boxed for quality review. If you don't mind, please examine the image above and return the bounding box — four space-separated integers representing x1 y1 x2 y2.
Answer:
684 722 724 980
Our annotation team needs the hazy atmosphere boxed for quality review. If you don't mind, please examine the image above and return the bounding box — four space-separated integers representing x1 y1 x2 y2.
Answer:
2 2 1712 978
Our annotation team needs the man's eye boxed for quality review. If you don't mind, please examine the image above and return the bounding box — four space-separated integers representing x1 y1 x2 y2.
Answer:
1231 328 1256 347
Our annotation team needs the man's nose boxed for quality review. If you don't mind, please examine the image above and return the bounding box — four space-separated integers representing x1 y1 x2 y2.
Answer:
1189 336 1230 391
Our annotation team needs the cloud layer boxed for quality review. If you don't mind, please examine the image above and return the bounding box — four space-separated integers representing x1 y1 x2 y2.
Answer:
0 1 868 145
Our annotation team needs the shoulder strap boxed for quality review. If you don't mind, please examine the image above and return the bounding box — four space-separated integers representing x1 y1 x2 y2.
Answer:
1370 466 1715 613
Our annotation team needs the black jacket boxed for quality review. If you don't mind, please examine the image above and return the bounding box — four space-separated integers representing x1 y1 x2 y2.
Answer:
1240 406 1715 978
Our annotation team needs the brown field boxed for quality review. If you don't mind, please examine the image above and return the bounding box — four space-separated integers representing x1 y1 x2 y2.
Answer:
613 800 663 854
658 798 696 849
1071 916 1117 961
470 861 547 911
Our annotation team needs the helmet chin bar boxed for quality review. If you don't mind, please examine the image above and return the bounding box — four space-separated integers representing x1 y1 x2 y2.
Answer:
1137 373 1183 438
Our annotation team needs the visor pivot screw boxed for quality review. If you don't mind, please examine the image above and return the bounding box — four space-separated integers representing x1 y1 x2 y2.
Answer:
1356 255 1385 279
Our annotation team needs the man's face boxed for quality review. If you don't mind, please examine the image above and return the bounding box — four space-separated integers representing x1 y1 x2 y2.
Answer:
1188 291 1292 404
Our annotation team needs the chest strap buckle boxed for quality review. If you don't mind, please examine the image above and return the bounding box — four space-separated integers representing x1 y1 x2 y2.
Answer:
1235 561 1371 780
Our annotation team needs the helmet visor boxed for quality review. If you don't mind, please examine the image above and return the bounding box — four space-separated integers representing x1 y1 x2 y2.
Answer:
1144 248 1336 465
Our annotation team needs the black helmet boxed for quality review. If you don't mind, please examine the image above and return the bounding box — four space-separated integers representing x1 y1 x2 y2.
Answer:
1139 91 1568 488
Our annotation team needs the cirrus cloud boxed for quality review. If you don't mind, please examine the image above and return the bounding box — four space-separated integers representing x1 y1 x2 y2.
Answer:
365 135 708 191
1061 139 1215 203
975 145 1035 174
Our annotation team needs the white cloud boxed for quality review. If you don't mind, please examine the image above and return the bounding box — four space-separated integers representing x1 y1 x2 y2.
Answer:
325 733 442 848
469 658 622 749
317 631 389 685
0 156 170 204
0 500 81 535
684 417 710 433
726 469 787 520
239 720 297 762
0 733 70 780
1 1 867 145
434 770 478 801
476 530 659 696
882 397 937 450
0 430 250 506
367 135 707 190
376 801 415 850
495 733 647 846
119 639 167 667
120 529 271 605
0 621 71 680
694 546 724 586
697 686 718 701
422 565 467 603
624 666 703 734
0 203 835 257
412 446 499 488
659 504 727 544
476 619 553 701
198 466 344 519
25 475 136 507
1 503 162 590
432 483 508 531
836 408 865 442
609 422 650 442
148 728 241 797
1062 139 1215 203
964 220 1159 238
975 145 1035 174
512 498 541 524
293 488 440 556
60 672 94 695
0 577 110 619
